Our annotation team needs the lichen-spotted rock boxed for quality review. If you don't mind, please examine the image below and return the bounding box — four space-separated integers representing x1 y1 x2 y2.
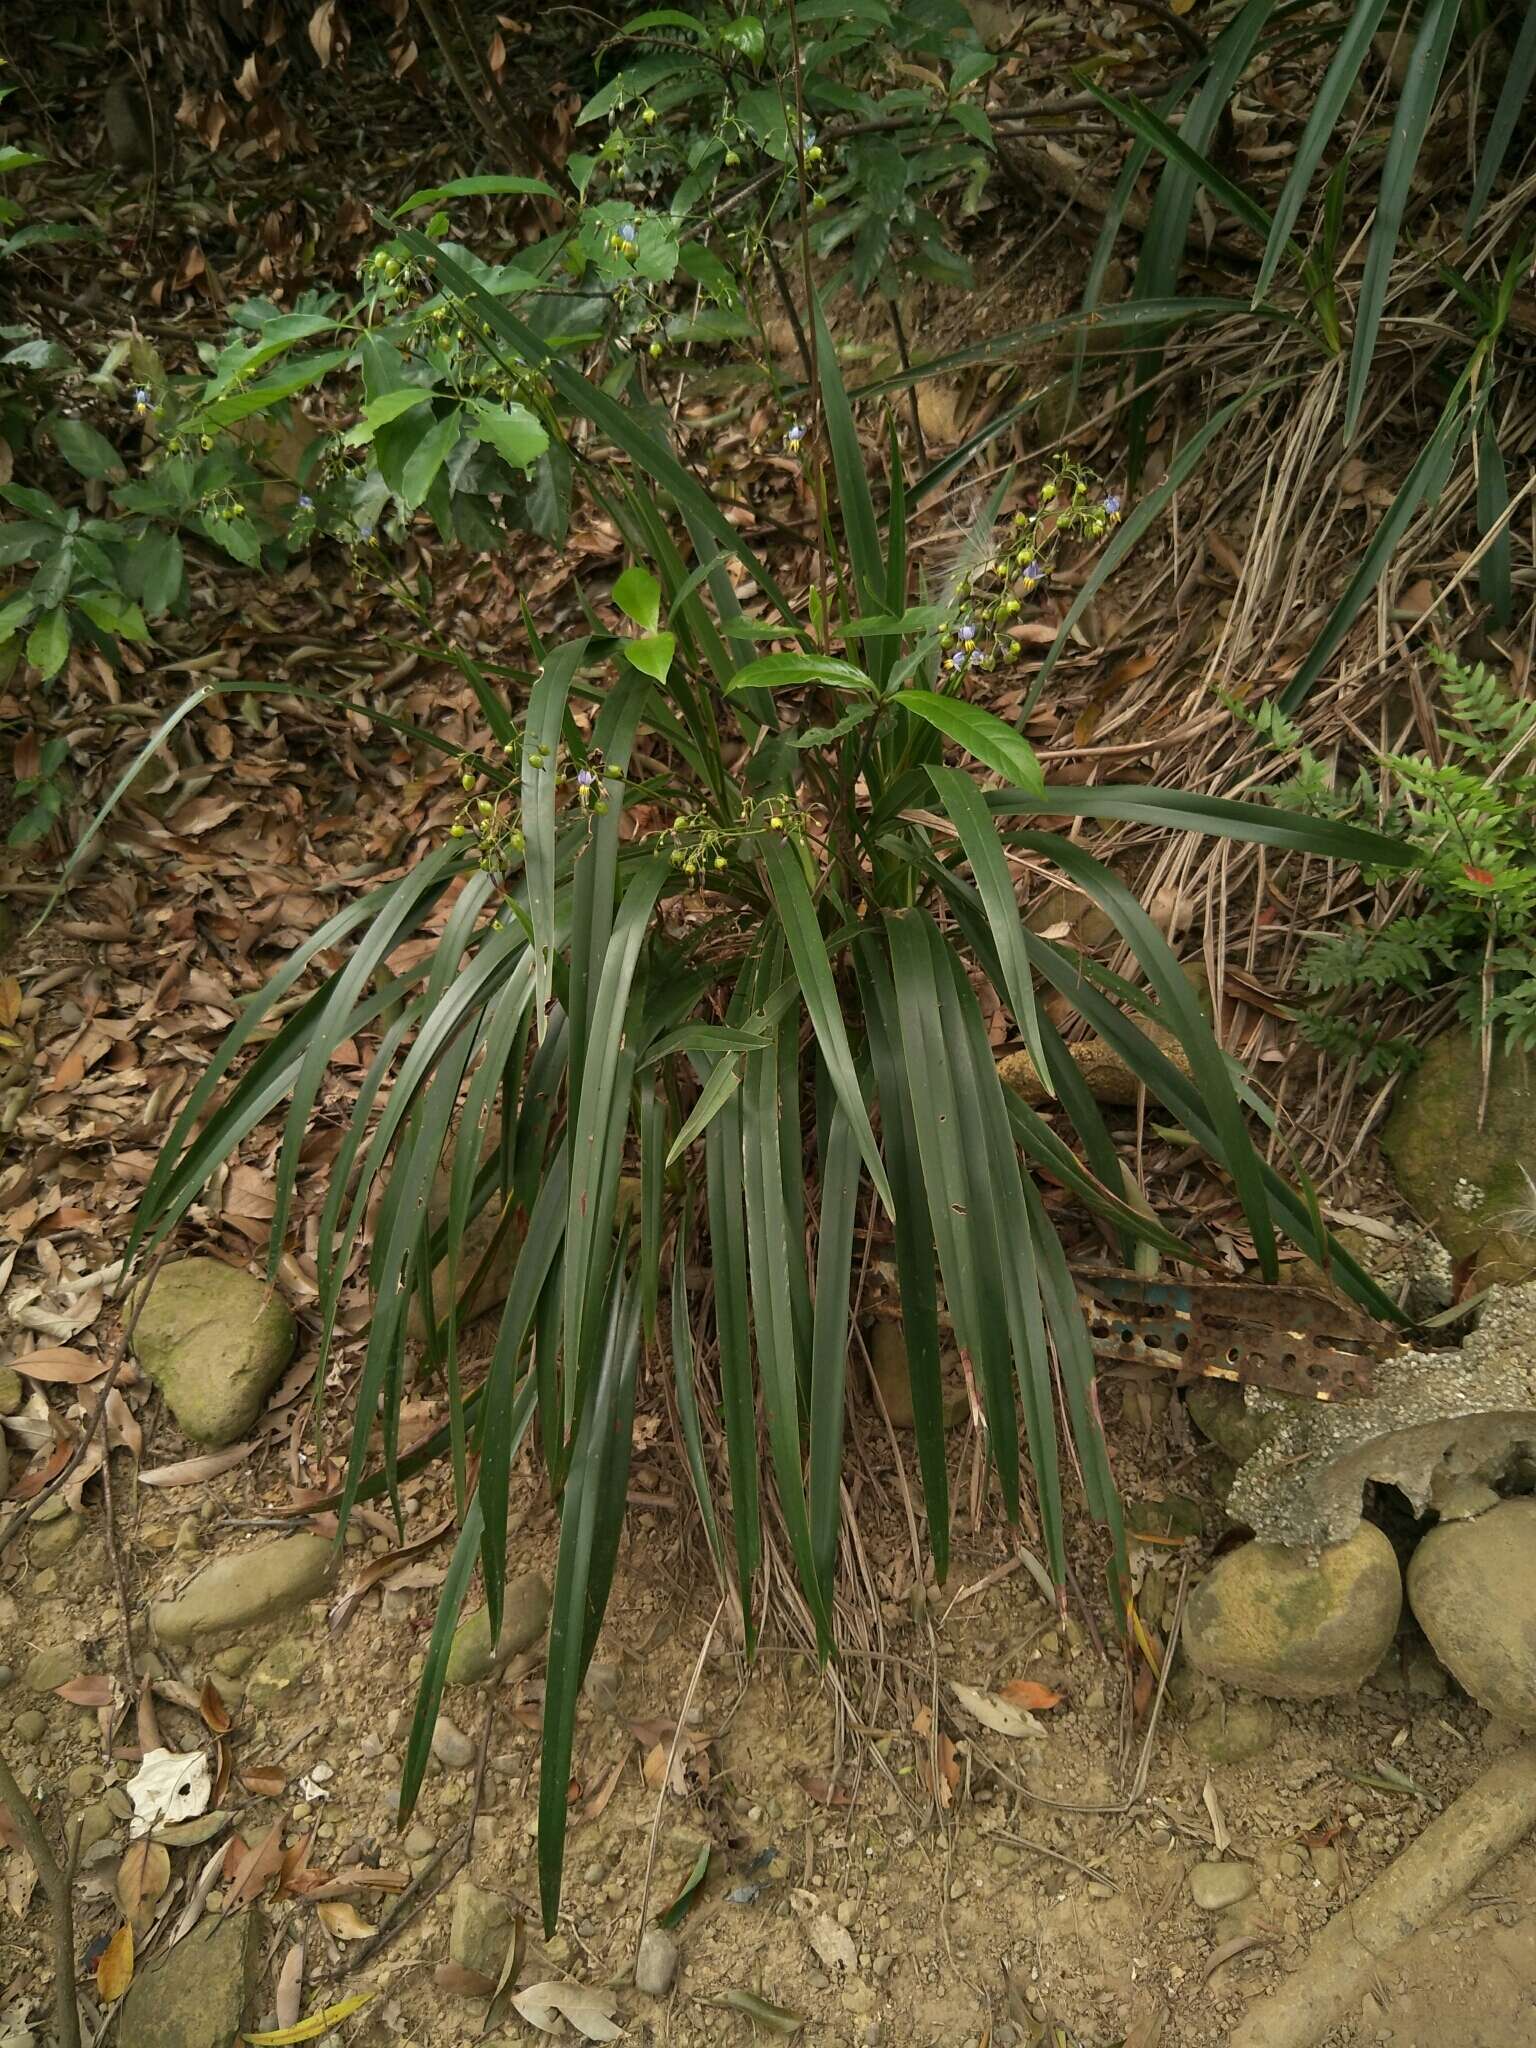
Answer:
1183 1521 1402 1699
133 1257 295 1445
1382 1029 1536 1261
120 1902 261 2048
1407 1498 1536 1724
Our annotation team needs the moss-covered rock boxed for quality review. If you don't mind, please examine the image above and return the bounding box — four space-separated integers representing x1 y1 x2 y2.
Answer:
1183 1521 1402 1699
1382 1030 1536 1260
132 1258 295 1446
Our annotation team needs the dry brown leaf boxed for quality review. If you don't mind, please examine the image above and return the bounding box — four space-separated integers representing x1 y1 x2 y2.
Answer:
16 1345 104 1383
997 1679 1064 1712
199 1677 232 1736
317 1899 375 1940
796 1772 853 1808
0 979 20 1028
435 1962 495 1996
116 1838 171 1931
276 1941 304 2029
949 1682 1044 1740
54 1674 112 1708
138 1443 256 1487
578 1756 625 1825
225 1817 285 1908
239 1766 287 1799
97 1922 134 2001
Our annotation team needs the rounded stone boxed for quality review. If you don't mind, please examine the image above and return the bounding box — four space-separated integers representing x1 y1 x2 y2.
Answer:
132 1257 296 1447
150 1534 334 1646
0 1367 21 1415
1181 1689 1277 1765
445 1573 551 1686
23 1645 78 1693
1183 1521 1402 1700
1189 1861 1255 1911
31 1513 83 1563
1407 1498 1536 1724
13 1709 46 1744
635 1926 679 1997
431 1714 476 1770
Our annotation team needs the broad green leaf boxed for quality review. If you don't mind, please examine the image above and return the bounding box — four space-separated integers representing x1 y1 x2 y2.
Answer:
74 592 149 641
393 174 558 213
52 418 123 479
625 631 675 683
471 398 549 469
397 406 462 510
342 389 432 446
727 651 875 694
612 564 661 632
26 606 68 679
898 691 1043 792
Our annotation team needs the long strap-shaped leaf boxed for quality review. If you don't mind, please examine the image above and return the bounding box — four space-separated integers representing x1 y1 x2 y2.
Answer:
539 1261 641 1935
671 1236 726 1579
1126 0 1279 473
809 1093 860 1608
478 1147 570 1643
1343 0 1461 442
855 945 951 1580
524 639 589 1028
928 764 1051 1087
1014 828 1278 1280
265 842 463 1265
1279 375 1470 711
885 909 1020 1522
936 936 1063 1577
563 858 667 1411
1253 0 1392 304
762 837 894 1217
741 973 834 1655
1465 2 1536 230
982 784 1417 865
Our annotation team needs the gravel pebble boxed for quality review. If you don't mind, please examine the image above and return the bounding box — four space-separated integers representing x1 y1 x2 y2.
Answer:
635 1927 678 1997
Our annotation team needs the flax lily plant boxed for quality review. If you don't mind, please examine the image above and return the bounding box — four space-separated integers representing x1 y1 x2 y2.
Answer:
122 248 1414 1931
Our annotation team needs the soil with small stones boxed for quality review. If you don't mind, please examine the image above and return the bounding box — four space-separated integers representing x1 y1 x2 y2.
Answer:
1 1361 1534 2048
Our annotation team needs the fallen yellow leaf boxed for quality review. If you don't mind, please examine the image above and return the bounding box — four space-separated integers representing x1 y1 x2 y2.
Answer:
97 1922 134 2002
241 1992 374 2043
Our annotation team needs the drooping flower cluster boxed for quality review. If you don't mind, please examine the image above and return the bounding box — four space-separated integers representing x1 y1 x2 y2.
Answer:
940 459 1123 673
660 792 808 883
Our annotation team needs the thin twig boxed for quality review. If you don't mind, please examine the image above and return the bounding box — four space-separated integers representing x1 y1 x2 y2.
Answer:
0 1750 80 2048
633 1597 724 1966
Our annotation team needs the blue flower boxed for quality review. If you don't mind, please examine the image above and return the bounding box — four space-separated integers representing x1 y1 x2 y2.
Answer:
358 523 374 540
1103 493 1121 516
619 221 637 246
577 768 595 788
1023 560 1045 583
298 492 313 510
784 422 806 447
132 386 150 404
957 622 976 644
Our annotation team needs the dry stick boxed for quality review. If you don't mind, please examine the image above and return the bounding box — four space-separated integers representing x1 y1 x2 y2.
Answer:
1231 1740 1536 2048
0 1749 81 2048
632 1597 724 1969
0 1243 171 1555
